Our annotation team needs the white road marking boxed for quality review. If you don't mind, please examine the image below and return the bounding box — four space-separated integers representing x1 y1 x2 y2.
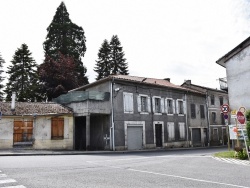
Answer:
0 186 26 188
87 156 249 188
0 179 16 184
212 157 250 166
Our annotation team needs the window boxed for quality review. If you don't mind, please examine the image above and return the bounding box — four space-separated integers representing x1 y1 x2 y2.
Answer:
212 112 216 123
177 100 184 115
137 95 151 113
166 98 175 114
167 122 175 141
123 92 134 113
211 95 215 105
219 96 223 106
155 98 161 113
179 123 185 140
191 104 196 118
152 96 164 114
200 105 205 119
51 118 64 139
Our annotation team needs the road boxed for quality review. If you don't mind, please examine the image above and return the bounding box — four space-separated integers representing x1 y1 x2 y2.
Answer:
0 147 249 188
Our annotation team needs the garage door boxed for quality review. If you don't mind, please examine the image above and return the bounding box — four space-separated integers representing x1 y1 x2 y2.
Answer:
127 126 143 150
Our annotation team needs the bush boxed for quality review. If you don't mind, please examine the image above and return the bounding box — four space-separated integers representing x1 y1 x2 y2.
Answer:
236 149 248 160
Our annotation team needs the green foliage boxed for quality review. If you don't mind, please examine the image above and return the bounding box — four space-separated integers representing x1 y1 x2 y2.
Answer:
236 149 248 160
94 35 129 80
42 1 88 96
0 52 5 101
110 35 129 75
94 40 111 80
214 151 235 158
4 44 45 102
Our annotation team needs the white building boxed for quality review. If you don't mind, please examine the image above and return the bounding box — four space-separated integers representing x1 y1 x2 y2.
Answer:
216 36 250 111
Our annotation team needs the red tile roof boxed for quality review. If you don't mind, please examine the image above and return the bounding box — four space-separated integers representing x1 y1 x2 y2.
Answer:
111 75 187 90
0 102 73 116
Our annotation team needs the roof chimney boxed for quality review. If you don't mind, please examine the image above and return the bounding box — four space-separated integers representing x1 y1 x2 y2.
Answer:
11 92 16 111
185 80 191 85
164 78 170 82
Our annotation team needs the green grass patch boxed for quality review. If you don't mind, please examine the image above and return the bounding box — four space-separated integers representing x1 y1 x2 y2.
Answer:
214 151 235 158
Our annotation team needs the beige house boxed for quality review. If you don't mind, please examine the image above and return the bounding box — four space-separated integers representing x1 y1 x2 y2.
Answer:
0 102 73 150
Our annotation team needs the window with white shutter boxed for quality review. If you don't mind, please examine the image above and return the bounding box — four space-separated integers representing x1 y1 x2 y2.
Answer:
123 92 134 114
176 99 185 115
167 122 175 141
137 94 151 114
152 96 163 114
178 123 185 140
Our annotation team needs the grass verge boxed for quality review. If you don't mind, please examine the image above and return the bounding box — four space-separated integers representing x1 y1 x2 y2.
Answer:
214 150 235 158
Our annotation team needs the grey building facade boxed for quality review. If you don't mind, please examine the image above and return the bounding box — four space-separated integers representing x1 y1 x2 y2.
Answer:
54 75 209 151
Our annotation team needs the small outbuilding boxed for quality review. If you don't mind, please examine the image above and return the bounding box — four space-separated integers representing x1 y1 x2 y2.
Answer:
0 102 73 150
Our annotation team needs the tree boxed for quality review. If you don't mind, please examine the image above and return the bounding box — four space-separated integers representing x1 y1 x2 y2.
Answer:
38 52 78 100
0 52 5 101
110 35 129 75
5 44 44 102
94 39 111 80
94 35 129 80
42 2 88 89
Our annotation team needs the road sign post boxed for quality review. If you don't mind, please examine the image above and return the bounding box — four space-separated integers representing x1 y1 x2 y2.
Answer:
221 104 230 150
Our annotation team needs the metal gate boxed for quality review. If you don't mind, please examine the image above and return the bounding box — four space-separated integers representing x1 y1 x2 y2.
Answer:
13 120 33 143
127 126 143 150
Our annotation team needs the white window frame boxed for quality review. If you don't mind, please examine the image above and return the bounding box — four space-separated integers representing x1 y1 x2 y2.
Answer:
137 94 151 114
178 122 185 140
165 98 175 115
123 92 134 114
167 122 175 141
152 96 164 115
176 99 185 116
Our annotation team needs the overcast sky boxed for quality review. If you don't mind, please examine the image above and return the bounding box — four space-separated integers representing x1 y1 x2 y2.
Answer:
1 0 250 88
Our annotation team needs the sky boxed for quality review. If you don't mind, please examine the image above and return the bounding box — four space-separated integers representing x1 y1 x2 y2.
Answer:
1 0 250 89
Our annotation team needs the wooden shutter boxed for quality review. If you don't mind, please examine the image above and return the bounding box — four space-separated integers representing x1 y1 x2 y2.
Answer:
179 123 185 139
173 100 176 114
137 95 141 112
161 98 165 113
51 118 64 139
147 97 151 113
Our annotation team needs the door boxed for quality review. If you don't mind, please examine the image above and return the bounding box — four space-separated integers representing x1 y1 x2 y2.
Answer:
127 126 143 150
192 128 201 146
155 124 162 147
13 120 33 143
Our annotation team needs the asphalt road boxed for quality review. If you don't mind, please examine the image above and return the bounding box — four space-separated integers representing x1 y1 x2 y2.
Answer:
0 147 249 188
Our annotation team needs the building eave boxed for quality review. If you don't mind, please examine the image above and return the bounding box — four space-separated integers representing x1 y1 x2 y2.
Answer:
216 36 250 67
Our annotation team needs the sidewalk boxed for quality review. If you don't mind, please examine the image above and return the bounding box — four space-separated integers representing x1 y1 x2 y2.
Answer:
0 146 228 157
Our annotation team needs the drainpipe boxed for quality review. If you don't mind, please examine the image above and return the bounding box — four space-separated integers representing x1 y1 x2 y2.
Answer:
206 91 210 147
110 78 115 151
185 93 189 147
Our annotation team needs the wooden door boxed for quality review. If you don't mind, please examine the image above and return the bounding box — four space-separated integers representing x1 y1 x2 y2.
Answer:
13 120 33 143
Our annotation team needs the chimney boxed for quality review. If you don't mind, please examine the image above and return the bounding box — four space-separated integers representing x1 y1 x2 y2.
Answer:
185 80 191 85
164 78 170 82
11 92 16 111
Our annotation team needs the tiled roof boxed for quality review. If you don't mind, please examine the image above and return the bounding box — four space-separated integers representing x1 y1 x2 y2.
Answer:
0 102 73 116
110 75 190 91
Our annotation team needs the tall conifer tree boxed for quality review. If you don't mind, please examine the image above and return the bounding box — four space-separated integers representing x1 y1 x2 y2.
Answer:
110 35 129 75
0 52 5 101
5 44 43 102
94 40 111 80
41 1 88 99
94 35 129 79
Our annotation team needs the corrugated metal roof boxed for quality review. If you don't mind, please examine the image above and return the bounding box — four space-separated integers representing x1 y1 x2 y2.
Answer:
0 102 73 116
